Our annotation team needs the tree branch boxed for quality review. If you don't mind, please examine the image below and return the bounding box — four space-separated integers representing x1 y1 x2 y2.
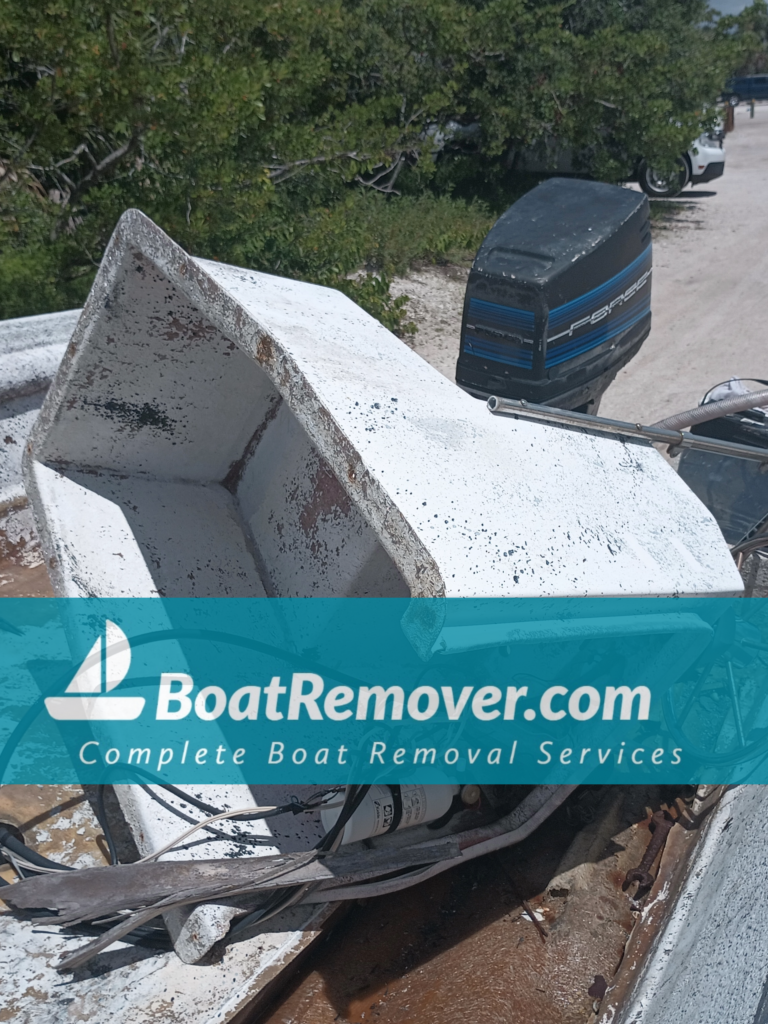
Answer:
355 154 408 193
47 135 140 238
67 136 138 201
265 150 367 183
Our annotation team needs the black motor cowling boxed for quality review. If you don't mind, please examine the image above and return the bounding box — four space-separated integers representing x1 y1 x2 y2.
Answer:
456 178 652 413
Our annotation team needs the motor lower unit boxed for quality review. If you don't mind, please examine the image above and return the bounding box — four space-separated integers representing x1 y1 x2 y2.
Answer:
676 380 768 546
456 177 652 413
321 785 459 845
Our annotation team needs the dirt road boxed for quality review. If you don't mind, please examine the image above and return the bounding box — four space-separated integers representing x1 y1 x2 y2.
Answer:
396 103 768 424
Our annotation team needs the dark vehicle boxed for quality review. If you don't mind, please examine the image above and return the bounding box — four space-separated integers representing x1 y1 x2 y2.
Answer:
455 178 651 413
725 75 768 105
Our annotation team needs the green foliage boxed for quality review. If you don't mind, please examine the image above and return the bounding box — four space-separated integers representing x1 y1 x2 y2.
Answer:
338 274 416 337
272 191 492 334
0 0 744 331
717 1 768 76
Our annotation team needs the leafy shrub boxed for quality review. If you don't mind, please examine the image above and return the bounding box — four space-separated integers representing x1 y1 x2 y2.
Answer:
0 0 740 330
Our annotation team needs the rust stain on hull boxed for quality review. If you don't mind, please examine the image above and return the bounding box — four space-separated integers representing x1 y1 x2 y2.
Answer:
254 787 684 1024
0 502 53 597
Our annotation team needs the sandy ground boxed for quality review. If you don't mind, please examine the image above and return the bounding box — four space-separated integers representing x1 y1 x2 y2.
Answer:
393 102 768 424
391 265 469 382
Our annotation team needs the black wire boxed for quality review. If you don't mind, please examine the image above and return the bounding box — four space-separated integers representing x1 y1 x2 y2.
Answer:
156 786 308 822
158 784 228 817
12 908 171 949
2 868 170 947
0 626 379 883
156 779 310 819
2 781 365 944
95 760 235 815
155 783 221 816
92 762 315 856
136 784 273 849
315 785 371 852
0 624 378 917
229 784 372 939
94 780 344 946
3 771 324 885
0 828 75 872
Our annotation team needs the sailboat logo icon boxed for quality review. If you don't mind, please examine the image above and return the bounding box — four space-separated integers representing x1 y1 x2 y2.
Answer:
45 620 146 721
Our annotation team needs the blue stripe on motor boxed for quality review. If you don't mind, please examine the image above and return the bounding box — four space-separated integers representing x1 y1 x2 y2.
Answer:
545 300 650 367
462 334 534 369
550 293 648 351
548 246 652 329
467 298 535 334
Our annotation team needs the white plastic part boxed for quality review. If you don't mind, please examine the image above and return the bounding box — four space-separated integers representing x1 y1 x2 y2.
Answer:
25 209 741 604
321 785 459 845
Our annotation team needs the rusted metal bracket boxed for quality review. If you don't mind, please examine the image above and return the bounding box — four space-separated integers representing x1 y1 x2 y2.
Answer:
622 810 676 893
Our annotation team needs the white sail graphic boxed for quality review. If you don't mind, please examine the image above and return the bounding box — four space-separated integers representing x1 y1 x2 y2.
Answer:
45 620 144 721
65 635 102 694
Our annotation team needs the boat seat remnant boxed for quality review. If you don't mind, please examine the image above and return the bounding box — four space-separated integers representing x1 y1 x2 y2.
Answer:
20 210 741 967
25 208 739 603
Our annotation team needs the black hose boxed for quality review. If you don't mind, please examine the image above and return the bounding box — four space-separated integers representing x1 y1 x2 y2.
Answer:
0 827 74 871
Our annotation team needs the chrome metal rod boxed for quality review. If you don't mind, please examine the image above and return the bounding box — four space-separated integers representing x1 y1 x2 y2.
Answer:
486 396 768 466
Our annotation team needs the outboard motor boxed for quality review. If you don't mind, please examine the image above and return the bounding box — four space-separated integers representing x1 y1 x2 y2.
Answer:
456 177 652 413
676 378 768 549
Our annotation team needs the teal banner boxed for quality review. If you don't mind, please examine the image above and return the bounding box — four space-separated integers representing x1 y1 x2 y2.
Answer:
1 597 767 785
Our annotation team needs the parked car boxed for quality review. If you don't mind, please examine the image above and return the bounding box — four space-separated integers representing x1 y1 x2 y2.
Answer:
637 131 725 198
430 119 726 201
724 74 768 105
